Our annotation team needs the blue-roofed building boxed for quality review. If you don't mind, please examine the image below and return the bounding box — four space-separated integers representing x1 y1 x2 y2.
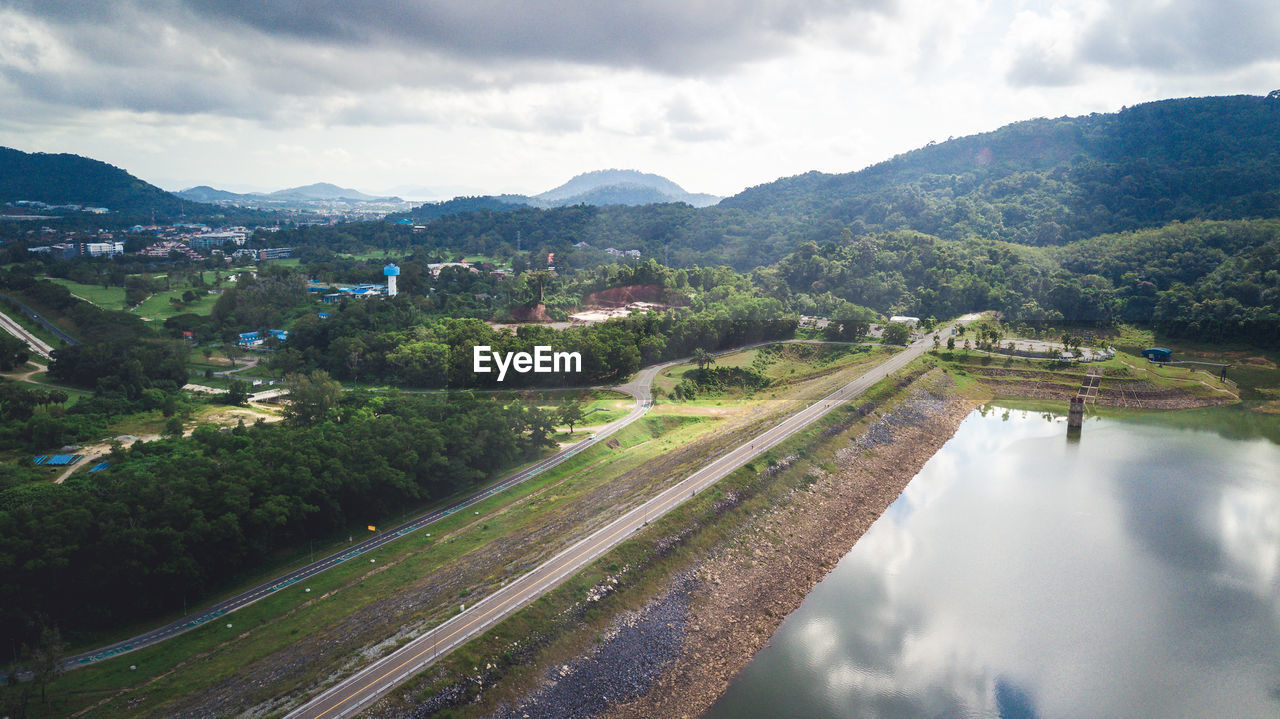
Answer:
239 331 263 348
1141 347 1173 362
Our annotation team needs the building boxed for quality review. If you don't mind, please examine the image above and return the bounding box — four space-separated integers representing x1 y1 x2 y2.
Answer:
1141 347 1173 362
78 241 124 257
258 247 293 261
27 243 77 259
888 315 920 326
426 262 475 277
140 241 203 260
190 231 248 251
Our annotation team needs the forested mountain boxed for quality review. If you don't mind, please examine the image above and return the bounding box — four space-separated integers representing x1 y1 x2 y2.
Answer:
722 94 1280 246
0 146 206 218
372 94 1280 270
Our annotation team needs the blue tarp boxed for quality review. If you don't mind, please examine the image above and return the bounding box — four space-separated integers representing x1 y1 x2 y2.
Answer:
88 462 111 473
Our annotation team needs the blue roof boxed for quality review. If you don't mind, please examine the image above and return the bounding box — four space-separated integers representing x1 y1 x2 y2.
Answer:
240 331 260 339
89 462 111 473
384 263 400 276
44 454 81 466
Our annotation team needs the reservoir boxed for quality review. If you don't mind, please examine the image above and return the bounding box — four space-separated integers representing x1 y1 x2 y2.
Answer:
704 406 1280 719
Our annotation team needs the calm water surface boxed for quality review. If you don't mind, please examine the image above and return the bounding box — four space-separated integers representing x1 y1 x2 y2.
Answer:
704 407 1280 719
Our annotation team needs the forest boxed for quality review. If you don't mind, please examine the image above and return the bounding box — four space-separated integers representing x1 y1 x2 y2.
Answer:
0 390 561 646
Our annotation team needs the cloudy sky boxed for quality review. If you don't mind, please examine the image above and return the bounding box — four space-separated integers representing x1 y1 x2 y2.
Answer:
1 1 1277 200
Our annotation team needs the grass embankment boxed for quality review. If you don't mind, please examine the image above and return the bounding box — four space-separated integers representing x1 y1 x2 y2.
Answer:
936 346 1237 408
14 343 892 718
365 356 966 718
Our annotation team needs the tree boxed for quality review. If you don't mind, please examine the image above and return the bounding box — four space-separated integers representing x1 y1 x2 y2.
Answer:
825 302 876 341
693 347 715 370
284 370 343 425
883 322 911 345
224 343 242 369
946 336 956 350
558 402 586 434
225 379 250 406
24 624 65 706
164 416 184 436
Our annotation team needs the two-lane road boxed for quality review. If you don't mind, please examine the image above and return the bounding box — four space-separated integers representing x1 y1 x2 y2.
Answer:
287 325 963 719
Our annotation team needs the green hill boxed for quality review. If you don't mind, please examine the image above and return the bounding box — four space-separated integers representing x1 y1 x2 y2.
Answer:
721 94 1280 246
0 146 205 219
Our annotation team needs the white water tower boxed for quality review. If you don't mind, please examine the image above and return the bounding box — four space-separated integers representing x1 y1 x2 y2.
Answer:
384 263 400 296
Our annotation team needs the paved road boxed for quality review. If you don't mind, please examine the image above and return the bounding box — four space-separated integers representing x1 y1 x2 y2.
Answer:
0 306 55 360
286 324 968 719
0 294 80 347
60 355 689 671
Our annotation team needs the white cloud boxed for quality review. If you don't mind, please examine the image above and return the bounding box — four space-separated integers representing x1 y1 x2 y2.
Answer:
0 1 1275 197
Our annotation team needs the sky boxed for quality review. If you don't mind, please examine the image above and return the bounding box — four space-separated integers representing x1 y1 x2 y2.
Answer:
1 0 1278 200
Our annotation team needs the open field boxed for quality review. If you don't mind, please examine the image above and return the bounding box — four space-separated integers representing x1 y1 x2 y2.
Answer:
131 288 221 320
41 278 128 308
42 276 228 320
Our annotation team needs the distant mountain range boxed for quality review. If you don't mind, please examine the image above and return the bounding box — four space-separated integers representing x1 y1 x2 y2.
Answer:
403 169 720 221
176 182 403 206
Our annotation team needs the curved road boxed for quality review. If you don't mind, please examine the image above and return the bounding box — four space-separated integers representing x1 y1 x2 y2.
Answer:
287 323 970 718
62 354 685 670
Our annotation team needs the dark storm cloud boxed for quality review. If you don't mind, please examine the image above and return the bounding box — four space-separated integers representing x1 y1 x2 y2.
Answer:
174 0 888 74
1006 0 1280 87
0 0 892 124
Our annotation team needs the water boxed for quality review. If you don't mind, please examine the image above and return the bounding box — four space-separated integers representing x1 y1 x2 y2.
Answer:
704 407 1280 719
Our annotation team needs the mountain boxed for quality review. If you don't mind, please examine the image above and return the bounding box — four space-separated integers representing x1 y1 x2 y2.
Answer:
719 94 1280 246
177 185 252 204
176 182 408 210
0 146 203 218
533 169 720 208
268 182 399 203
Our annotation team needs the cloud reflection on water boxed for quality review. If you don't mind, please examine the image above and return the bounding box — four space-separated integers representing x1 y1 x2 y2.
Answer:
705 409 1280 719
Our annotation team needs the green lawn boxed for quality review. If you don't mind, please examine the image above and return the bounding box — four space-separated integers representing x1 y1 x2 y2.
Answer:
42 276 227 320
132 288 221 320
42 278 128 309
